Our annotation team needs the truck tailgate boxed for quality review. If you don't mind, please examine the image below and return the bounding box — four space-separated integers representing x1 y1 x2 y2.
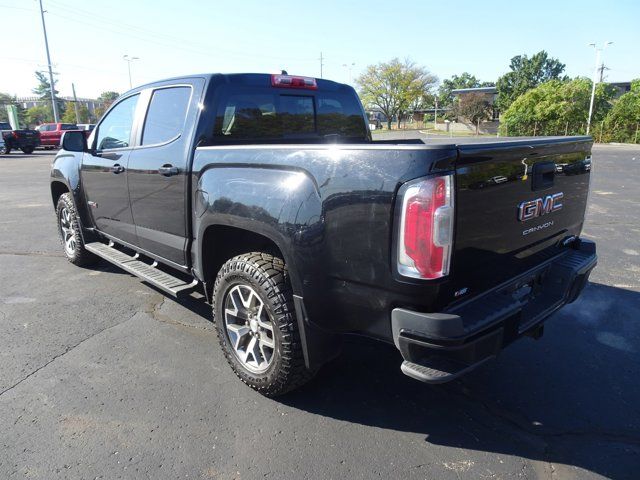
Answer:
450 137 592 302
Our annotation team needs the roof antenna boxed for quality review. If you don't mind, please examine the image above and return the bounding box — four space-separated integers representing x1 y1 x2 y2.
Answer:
281 70 288 75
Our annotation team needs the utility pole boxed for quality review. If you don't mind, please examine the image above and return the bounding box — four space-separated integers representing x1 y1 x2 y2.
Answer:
587 41 612 135
123 55 139 89
319 52 324 79
38 0 59 122
434 96 438 130
71 83 80 123
598 63 609 82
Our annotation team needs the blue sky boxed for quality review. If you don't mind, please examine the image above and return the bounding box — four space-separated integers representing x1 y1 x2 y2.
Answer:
1 0 638 99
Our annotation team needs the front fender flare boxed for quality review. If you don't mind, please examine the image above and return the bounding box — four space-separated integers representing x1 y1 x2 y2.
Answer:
50 151 93 231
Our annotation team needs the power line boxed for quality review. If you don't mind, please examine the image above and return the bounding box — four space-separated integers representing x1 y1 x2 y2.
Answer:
0 4 34 11
46 0 316 63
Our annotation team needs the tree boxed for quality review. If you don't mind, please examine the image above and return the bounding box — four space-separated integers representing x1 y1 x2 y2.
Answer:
356 58 437 130
499 78 615 136
97 91 119 105
32 71 65 119
25 105 53 126
94 91 120 119
61 102 90 123
602 79 640 143
496 51 567 112
0 92 16 122
453 92 492 134
438 73 494 107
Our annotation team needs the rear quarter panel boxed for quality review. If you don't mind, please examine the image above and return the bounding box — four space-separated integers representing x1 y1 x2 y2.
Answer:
192 145 456 339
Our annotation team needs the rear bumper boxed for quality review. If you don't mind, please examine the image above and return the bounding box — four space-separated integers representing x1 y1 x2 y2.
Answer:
5 138 40 148
392 239 597 384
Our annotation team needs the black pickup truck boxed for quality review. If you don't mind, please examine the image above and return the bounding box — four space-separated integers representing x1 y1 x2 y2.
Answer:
51 73 596 396
0 122 41 154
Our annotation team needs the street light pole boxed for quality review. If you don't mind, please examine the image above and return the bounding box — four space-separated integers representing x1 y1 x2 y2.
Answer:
342 62 355 84
586 41 612 135
123 55 139 89
38 0 59 123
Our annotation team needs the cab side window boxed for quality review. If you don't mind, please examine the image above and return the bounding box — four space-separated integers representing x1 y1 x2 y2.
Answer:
95 94 139 150
141 87 191 146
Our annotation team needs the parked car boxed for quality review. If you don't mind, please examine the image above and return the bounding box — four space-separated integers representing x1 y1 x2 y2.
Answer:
37 123 81 148
0 135 6 154
76 123 96 131
0 122 41 154
51 73 597 396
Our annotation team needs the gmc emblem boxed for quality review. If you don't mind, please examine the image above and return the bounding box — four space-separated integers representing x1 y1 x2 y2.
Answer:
518 192 564 222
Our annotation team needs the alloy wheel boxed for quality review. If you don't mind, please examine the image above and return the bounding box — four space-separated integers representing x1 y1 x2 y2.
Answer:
59 207 77 256
223 284 276 373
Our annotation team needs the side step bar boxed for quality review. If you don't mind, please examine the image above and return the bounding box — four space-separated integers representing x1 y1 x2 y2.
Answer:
85 242 198 298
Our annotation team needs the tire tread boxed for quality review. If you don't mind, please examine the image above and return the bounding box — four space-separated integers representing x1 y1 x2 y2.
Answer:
56 193 99 267
213 252 313 396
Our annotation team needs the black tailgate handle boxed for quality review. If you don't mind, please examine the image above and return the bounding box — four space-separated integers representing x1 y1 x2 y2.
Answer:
531 161 555 191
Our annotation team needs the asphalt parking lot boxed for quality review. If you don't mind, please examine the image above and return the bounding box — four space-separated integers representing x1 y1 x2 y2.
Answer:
1 143 639 479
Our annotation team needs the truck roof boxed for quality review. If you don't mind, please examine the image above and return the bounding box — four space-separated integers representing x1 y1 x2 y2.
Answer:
129 73 353 94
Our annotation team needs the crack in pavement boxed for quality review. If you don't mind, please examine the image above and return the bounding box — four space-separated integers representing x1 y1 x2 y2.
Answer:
0 292 197 399
0 308 143 399
145 293 213 332
0 250 63 258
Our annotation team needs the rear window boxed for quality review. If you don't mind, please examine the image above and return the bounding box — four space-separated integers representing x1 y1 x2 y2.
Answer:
142 86 191 145
0 122 11 130
213 87 367 143
61 124 78 130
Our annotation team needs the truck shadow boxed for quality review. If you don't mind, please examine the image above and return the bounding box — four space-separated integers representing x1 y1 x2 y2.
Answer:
280 282 640 479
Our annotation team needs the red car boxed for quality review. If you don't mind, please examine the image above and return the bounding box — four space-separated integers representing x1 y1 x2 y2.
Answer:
37 123 81 148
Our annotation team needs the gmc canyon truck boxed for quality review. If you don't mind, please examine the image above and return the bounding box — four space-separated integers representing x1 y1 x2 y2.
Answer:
0 122 41 154
51 73 597 396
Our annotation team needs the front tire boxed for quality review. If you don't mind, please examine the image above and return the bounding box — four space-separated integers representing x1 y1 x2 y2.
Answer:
213 252 313 397
56 193 98 266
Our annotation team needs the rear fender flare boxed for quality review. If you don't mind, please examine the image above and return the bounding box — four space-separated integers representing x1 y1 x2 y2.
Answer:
193 165 323 296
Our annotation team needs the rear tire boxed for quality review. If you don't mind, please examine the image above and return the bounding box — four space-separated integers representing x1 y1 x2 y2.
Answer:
56 193 98 266
213 252 314 397
21 146 35 154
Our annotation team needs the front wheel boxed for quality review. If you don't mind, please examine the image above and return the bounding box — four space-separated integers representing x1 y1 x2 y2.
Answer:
213 252 313 397
56 193 98 266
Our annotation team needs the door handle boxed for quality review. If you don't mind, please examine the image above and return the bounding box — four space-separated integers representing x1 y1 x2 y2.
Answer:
111 164 125 174
158 165 179 176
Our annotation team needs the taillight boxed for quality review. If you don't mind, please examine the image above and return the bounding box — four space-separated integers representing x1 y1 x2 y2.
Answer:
12 132 19 139
271 74 318 90
398 174 454 279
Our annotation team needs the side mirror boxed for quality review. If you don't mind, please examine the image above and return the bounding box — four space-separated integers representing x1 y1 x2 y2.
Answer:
61 130 87 152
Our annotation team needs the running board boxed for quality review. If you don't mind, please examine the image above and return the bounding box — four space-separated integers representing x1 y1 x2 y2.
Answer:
85 242 198 298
